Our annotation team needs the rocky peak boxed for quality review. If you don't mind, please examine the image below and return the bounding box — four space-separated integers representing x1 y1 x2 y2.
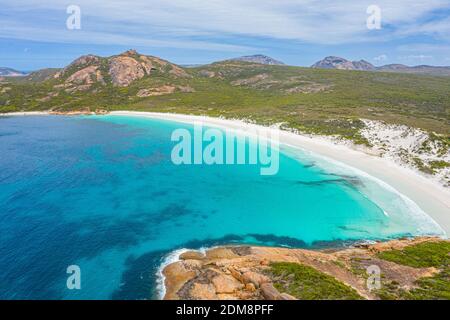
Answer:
52 50 190 89
229 54 285 65
312 56 375 71
121 49 139 57
0 67 27 77
55 54 101 80
352 59 376 71
108 55 146 87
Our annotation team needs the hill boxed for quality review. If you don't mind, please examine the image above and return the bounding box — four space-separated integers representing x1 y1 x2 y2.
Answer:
378 64 450 76
0 67 27 77
1 50 448 182
312 56 450 76
311 56 375 71
228 54 285 65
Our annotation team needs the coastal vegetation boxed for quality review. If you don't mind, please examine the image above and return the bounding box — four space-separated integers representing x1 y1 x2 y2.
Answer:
268 262 363 300
1 50 449 182
162 238 450 300
374 241 450 300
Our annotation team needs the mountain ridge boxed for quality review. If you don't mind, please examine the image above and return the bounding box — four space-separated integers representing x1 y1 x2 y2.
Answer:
312 56 450 76
227 54 285 65
1 48 449 183
0 67 27 77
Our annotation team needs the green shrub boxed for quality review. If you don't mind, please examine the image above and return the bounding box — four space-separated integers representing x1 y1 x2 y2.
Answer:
269 262 363 300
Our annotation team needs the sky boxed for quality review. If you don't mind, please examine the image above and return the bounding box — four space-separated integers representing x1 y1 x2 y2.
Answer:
1 0 450 70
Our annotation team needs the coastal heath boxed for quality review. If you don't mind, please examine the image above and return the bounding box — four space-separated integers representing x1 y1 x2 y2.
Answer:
170 122 280 176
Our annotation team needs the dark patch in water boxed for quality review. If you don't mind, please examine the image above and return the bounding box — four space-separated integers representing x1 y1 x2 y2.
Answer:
0 204 179 299
0 131 19 138
151 190 169 198
322 173 365 187
153 204 193 222
110 230 421 300
295 178 348 186
248 234 308 247
181 234 246 249
111 249 169 300
338 225 371 234
295 175 363 189
111 234 248 300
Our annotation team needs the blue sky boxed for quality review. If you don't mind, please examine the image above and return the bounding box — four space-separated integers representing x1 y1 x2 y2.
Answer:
1 0 450 70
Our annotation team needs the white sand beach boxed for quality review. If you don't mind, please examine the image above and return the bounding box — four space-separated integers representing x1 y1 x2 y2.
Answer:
2 110 449 235
110 111 450 236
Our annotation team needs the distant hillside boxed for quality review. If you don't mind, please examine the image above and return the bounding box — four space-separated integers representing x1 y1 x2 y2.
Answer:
378 64 450 76
51 49 190 89
0 67 27 77
1 49 448 181
24 68 60 82
312 56 450 76
311 56 375 71
228 54 285 65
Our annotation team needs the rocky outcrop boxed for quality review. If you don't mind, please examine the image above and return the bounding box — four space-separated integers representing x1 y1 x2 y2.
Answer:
377 64 450 76
311 56 450 76
52 50 190 89
108 49 190 86
0 67 26 77
162 237 444 300
65 66 103 86
109 56 146 87
136 85 194 97
231 73 270 86
311 56 375 71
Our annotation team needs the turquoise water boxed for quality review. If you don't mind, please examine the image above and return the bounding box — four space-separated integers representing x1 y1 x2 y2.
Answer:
0 115 443 299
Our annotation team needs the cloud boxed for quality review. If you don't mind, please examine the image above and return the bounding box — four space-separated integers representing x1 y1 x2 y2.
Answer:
374 54 388 62
403 54 433 59
398 54 434 63
1 0 450 47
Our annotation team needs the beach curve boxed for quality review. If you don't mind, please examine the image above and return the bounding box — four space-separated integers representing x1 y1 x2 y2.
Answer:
109 111 450 236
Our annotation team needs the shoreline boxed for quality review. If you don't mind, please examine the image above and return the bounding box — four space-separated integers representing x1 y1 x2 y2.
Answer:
161 237 448 300
109 111 450 236
2 110 449 234
3 110 450 300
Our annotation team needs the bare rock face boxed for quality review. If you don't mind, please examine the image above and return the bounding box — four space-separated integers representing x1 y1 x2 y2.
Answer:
66 66 100 85
161 237 445 300
69 55 101 68
241 271 270 288
190 283 218 300
199 70 216 78
136 85 176 97
311 56 375 71
55 55 101 79
161 246 284 300
180 251 205 260
52 50 190 89
260 283 280 300
107 51 190 87
109 56 146 87
231 73 269 86
163 261 197 300
212 274 244 294
229 54 285 65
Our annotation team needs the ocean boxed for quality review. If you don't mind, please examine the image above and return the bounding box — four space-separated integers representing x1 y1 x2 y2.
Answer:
0 115 443 299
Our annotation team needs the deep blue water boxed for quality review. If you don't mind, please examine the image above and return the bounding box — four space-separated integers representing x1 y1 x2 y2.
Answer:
0 115 443 299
